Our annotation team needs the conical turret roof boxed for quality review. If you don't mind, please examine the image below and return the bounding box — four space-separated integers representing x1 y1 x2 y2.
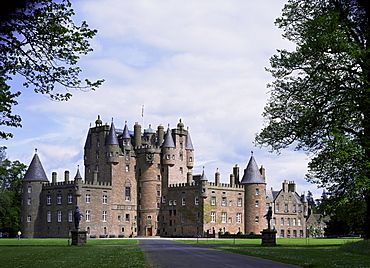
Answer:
200 167 208 181
106 121 119 145
122 122 131 139
84 128 92 149
162 127 175 148
23 150 49 182
240 155 265 184
185 129 194 150
74 167 82 180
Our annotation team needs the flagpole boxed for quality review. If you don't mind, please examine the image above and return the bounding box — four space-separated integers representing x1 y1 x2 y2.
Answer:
142 103 144 127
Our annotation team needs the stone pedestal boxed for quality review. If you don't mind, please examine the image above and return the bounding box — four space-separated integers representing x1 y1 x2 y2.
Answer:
71 230 87 246
261 229 277 246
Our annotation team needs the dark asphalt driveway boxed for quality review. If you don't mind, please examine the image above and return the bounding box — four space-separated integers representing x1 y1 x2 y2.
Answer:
139 239 299 268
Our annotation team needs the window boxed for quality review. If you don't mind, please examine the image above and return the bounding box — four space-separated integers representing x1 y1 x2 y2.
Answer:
57 211 62 222
221 197 227 206
237 198 242 207
210 212 216 223
194 197 199 205
27 215 31 222
229 200 233 206
276 203 280 211
68 194 73 204
273 217 276 225
182 197 186 206
57 194 62 204
169 200 173 206
157 175 161 181
221 212 227 223
228 217 232 223
180 212 184 223
298 204 302 212
47 195 51 205
287 218 291 226
284 204 289 212
255 216 259 223
86 194 91 203
196 212 200 222
180 154 183 161
157 191 160 196
173 200 177 206
281 217 284 225
298 218 301 226
27 186 32 193
211 196 216 205
236 213 242 223
103 195 107 204
68 210 73 222
125 165 129 172
86 210 90 222
293 204 296 212
47 211 51 222
189 157 193 162
103 211 107 222
125 214 130 222
125 152 129 160
27 198 31 205
281 230 285 238
255 200 259 207
293 218 296 226
255 188 259 195
125 187 130 201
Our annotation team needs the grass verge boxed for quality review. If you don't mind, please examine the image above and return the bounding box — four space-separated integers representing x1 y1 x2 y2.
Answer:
0 239 145 268
214 240 370 268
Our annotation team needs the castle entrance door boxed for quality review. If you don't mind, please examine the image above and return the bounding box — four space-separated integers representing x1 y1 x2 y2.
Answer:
147 227 152 236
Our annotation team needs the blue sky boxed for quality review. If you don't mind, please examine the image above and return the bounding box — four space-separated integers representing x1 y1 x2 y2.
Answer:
3 0 323 198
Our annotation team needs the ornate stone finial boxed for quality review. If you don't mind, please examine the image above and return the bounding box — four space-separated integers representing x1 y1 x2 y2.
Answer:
111 117 114 123
95 115 102 126
125 120 127 124
251 150 254 156
35 148 38 154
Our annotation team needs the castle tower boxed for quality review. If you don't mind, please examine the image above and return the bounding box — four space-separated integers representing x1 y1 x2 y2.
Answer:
134 123 162 236
21 150 49 238
240 154 267 234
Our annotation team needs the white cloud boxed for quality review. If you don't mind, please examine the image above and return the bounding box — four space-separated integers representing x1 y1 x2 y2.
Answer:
3 0 323 199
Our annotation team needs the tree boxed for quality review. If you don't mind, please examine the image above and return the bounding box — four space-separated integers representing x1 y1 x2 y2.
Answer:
255 0 370 239
0 149 27 233
0 0 104 139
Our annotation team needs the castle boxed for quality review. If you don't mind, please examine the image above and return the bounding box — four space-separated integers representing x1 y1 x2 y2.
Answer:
21 116 313 238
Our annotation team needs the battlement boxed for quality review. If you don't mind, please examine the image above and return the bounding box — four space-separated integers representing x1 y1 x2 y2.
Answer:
168 182 200 188
207 181 244 189
82 180 112 187
43 180 76 188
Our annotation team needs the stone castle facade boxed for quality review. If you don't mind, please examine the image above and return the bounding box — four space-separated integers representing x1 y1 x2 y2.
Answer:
21 116 312 238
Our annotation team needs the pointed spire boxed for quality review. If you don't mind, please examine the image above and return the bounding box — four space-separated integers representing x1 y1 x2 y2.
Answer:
185 127 194 150
122 121 130 139
74 165 82 180
84 128 92 149
240 154 265 184
106 121 119 145
162 126 175 148
200 166 208 181
23 150 49 182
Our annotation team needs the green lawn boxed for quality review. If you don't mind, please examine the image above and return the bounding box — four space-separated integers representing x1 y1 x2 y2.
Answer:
214 244 370 268
0 238 145 268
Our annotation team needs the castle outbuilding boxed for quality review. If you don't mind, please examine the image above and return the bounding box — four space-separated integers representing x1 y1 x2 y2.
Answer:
21 116 310 238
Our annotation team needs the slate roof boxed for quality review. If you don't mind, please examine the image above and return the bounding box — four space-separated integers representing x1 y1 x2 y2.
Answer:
240 155 266 184
122 123 131 139
106 122 119 145
200 167 208 181
185 130 194 150
162 127 175 148
74 167 82 180
23 152 49 182
84 128 92 149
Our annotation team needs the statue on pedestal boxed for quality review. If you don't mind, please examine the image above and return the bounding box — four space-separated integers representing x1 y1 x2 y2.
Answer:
264 206 273 230
74 205 84 230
